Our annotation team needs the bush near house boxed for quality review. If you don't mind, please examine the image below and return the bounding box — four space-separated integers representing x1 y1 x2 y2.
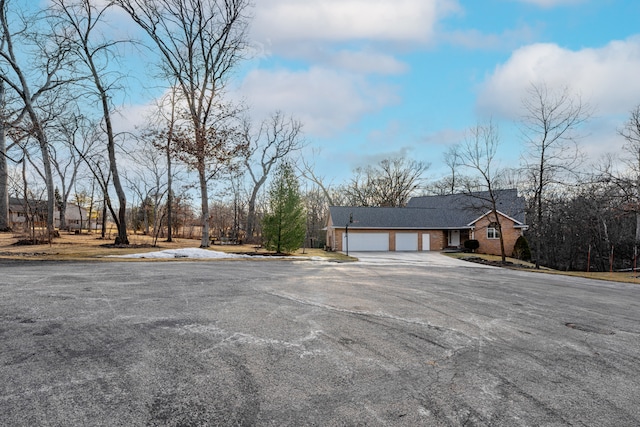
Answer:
464 239 480 252
512 236 532 261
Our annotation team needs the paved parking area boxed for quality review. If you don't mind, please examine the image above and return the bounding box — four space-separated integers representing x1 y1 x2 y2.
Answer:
350 251 496 267
0 259 638 426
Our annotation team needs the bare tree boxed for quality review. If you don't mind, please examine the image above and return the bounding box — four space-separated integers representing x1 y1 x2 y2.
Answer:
298 150 336 206
0 0 75 238
145 85 182 242
520 82 590 268
72 123 116 239
0 79 13 230
118 0 250 247
458 121 508 262
243 112 305 242
53 0 132 244
344 156 430 207
49 112 92 230
443 145 462 194
124 142 168 237
619 105 640 247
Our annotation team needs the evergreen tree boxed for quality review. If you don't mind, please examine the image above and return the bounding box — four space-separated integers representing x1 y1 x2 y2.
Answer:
262 162 306 254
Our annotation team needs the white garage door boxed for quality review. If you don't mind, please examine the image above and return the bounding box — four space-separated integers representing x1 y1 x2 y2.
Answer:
343 233 389 251
395 233 418 251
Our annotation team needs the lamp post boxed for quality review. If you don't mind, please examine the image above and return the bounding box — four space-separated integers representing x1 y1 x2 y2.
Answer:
345 213 353 256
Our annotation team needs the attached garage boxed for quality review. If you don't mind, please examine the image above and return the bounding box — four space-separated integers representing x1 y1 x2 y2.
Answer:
395 233 418 251
342 232 389 251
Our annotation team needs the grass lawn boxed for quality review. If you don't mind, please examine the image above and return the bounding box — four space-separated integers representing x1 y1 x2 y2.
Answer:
445 252 640 285
0 231 354 262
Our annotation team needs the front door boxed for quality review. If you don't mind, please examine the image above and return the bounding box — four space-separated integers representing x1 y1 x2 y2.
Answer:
448 230 460 247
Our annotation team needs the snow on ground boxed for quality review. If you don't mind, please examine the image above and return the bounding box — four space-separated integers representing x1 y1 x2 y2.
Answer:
109 247 327 261
110 248 245 259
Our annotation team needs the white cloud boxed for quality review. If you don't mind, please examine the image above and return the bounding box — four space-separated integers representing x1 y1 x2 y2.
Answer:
328 50 408 75
477 37 640 162
477 37 640 119
237 67 400 137
251 0 459 46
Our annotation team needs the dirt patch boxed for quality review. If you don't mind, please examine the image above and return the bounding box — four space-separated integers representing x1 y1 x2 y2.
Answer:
236 251 293 257
460 256 531 269
99 243 156 249
0 251 49 257
12 239 50 246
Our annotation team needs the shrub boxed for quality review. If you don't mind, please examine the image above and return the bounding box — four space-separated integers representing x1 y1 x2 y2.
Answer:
512 236 532 261
464 239 480 252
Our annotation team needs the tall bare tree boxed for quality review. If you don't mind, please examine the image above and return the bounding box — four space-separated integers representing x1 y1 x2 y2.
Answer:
146 86 182 242
53 0 131 244
243 111 305 242
49 111 93 230
118 0 250 247
458 121 507 262
0 0 75 238
124 142 168 237
298 149 336 206
521 82 590 268
0 79 10 230
619 105 640 247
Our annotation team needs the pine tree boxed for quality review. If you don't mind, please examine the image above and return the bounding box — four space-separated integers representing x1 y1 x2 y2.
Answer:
262 162 306 254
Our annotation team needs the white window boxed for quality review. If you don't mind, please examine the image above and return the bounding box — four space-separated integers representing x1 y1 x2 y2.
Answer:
487 222 500 239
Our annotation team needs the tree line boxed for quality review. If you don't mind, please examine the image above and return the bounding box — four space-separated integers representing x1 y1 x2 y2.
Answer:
1 1 640 267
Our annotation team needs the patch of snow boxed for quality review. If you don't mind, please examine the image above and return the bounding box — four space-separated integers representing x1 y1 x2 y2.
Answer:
108 248 332 261
110 248 247 259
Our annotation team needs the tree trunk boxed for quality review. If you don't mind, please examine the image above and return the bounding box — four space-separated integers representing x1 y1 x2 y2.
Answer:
246 178 265 243
110 145 128 245
77 203 83 232
166 143 173 242
101 200 107 238
198 165 210 247
33 126 55 240
0 80 9 231
534 149 545 269
59 200 67 231
0 114 9 232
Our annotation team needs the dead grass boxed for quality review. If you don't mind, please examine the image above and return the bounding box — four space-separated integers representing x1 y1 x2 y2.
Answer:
0 231 354 262
445 251 640 285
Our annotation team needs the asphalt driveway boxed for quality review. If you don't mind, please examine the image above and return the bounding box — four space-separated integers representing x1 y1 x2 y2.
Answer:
349 251 496 267
0 258 638 426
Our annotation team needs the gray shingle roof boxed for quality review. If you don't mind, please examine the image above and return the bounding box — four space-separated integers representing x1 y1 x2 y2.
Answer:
407 189 526 224
329 189 526 229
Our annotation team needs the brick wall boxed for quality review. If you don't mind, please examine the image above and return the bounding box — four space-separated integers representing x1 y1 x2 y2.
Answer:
473 214 523 256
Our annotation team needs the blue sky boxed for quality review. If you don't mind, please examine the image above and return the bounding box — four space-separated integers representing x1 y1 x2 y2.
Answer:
48 0 635 187
214 0 640 184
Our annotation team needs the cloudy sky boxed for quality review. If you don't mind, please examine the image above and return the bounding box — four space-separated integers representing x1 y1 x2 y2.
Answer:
217 0 640 183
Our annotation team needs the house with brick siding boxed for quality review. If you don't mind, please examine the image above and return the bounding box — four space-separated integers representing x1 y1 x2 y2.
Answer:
326 189 527 256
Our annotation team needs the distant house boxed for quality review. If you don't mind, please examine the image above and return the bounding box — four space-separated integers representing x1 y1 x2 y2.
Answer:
8 197 97 231
326 189 528 256
8 197 48 228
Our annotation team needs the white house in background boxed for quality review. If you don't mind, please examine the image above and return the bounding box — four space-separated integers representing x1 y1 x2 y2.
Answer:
58 203 98 230
8 197 98 231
